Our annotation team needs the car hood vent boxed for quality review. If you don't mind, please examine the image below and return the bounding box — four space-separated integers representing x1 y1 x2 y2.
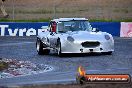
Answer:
81 41 100 48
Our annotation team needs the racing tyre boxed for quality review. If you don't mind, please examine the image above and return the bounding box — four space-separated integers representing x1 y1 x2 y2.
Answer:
57 40 62 57
36 38 49 55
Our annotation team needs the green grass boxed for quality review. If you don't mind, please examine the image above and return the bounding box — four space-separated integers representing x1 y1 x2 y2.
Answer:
0 18 51 22
89 19 132 22
0 18 132 22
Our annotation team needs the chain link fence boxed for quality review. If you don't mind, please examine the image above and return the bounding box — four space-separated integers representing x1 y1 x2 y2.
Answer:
2 0 132 21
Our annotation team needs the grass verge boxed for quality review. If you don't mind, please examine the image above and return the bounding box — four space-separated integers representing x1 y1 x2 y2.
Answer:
0 18 51 22
0 18 132 22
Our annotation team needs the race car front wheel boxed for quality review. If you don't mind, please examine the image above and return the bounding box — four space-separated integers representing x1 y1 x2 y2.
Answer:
57 41 62 56
36 38 49 55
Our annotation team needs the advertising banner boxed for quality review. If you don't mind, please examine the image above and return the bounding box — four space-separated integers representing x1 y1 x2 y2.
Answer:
120 22 132 37
0 22 48 36
90 22 120 36
0 22 121 36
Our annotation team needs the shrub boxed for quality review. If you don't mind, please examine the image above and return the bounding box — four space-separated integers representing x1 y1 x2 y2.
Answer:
0 61 9 71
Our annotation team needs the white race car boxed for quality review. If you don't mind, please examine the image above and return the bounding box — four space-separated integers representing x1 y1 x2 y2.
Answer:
36 18 114 56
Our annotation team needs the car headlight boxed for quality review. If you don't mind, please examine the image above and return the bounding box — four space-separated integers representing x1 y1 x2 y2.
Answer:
67 36 74 42
105 35 110 40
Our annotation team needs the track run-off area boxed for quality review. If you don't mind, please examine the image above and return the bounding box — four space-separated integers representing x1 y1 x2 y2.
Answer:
0 36 132 86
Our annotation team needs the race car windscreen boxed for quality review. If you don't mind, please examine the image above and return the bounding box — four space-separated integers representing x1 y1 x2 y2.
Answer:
58 20 92 33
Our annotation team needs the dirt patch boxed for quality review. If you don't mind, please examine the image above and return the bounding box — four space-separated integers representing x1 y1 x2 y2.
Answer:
0 58 53 79
1 0 132 20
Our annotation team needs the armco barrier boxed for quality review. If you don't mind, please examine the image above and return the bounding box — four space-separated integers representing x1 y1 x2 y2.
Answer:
0 22 126 37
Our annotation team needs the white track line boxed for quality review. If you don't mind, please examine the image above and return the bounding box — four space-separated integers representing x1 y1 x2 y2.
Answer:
0 42 34 46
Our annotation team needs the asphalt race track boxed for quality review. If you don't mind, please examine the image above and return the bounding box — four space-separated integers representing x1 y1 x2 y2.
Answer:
0 36 132 86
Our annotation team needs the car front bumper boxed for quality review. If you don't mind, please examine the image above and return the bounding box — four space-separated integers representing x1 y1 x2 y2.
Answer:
61 40 114 53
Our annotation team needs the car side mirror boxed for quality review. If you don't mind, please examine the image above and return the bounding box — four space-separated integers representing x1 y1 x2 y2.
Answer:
92 28 99 32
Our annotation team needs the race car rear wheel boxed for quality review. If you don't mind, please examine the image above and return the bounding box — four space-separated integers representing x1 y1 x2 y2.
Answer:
102 51 112 55
36 38 49 55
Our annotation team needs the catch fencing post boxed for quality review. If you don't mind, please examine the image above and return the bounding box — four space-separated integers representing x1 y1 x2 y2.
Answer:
12 0 15 20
